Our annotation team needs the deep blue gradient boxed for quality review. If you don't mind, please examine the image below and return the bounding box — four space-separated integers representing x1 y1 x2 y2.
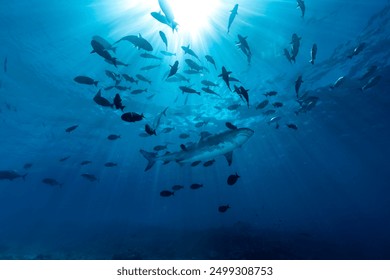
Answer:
0 0 390 259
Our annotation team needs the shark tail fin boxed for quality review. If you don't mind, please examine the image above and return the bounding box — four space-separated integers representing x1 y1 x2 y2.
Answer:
140 149 157 171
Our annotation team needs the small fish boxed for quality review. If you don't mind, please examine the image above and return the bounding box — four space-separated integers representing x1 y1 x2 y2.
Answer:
203 159 215 167
191 161 202 167
105 70 120 82
229 76 241 83
172 184 184 191
286 123 298 130
348 42 366 59
65 125 78 133
167 61 179 79
310 43 317 64
140 64 161 71
121 112 144 123
93 89 113 108
205 55 217 70
361 75 381 91
23 163 33 170
227 173 240 185
180 86 200 95
114 93 125 111
140 53 162 60
190 183 203 190
159 31 168 50
104 162 118 167
267 116 282 125
183 70 200 75
131 89 147 94
136 74 152 84
264 91 278 97
153 145 168 151
256 100 269 110
42 178 63 187
74 76 98 86
201 80 219 87
145 124 157 136
160 190 174 197
107 134 121 140
283 48 292 64
218 205 230 213
201 87 220 97
80 160 92 166
122 74 138 84
181 45 200 61
297 0 305 18
115 85 129 91
272 102 283 108
225 122 238 130
81 173 98 182
160 51 176 57
179 133 190 139
219 66 232 91
228 4 239 33
59 156 70 162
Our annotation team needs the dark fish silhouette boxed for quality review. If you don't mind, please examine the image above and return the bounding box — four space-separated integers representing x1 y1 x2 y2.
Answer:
140 53 162 60
159 31 168 50
218 205 230 213
136 74 152 84
228 4 239 33
104 162 118 167
310 43 317 64
264 91 277 97
283 48 292 63
90 39 117 67
348 42 366 59
179 133 190 139
121 112 144 123
160 190 174 197
81 173 98 182
181 45 200 61
180 86 200 95
167 61 179 79
80 160 92 166
42 178 62 187
172 184 184 191
287 123 298 130
361 75 381 91
256 100 269 110
290 33 301 62
65 125 78 133
114 94 125 111
92 35 117 53
122 74 138 84
205 55 217 70
93 89 113 108
59 156 70 162
154 145 168 151
297 0 305 18
201 80 219 87
145 124 156 136
131 89 147 95
191 161 202 167
227 173 240 185
116 34 153 52
107 134 121 140
74 76 98 86
295 75 303 98
190 183 203 190
219 66 232 91
226 122 238 130
0 170 27 181
203 159 215 167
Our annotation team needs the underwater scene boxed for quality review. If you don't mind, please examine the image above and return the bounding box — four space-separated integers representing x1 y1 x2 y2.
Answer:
0 0 390 260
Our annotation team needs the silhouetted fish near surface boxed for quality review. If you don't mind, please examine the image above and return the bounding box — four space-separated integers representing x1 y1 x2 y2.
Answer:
181 45 200 61
116 34 153 52
74 76 98 86
348 42 366 59
42 178 63 187
218 205 230 213
158 0 178 31
140 53 162 60
167 61 179 79
93 89 113 108
145 124 156 136
290 33 301 62
65 125 78 133
228 4 238 33
310 43 317 64
272 102 283 108
190 183 203 190
287 123 298 130
159 31 168 50
107 134 121 140
114 94 125 111
104 162 118 167
185 59 203 72
92 35 117 53
115 85 130 91
0 170 27 181
59 156 70 162
236 35 252 64
160 50 176 57
160 190 174 197
205 55 217 70
361 75 381 91
121 112 144 123
90 39 117 66
256 100 269 110
172 184 184 191
136 74 152 84
297 0 305 18
203 159 215 167
227 173 240 185
140 64 161 71
23 163 33 170
219 66 232 91
81 173 98 182
80 160 92 166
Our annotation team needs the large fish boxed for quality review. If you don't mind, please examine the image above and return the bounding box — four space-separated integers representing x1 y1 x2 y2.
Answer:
140 127 254 171
158 0 178 31
228 4 239 33
0 170 27 181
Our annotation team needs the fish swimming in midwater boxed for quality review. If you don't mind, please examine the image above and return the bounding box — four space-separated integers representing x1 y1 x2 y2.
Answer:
185 59 203 72
160 51 176 57
264 91 278 97
140 53 162 60
160 190 175 197
219 66 232 91
290 33 301 63
283 48 292 64
228 4 239 33
218 205 231 213
121 112 144 123
140 128 254 171
361 75 381 91
227 173 240 185
182 45 200 61
42 178 63 187
81 173 98 182
152 107 169 132
23 163 33 170
90 39 117 67
114 93 125 111
297 0 305 18
0 170 27 181
158 0 178 31
256 100 269 110
203 159 216 167
287 123 298 130
92 35 117 53
140 64 161 71
167 61 179 79
236 35 252 64
180 86 200 95
116 34 153 52
107 134 121 140
80 160 92 166
154 144 168 151
295 75 303 97
131 89 147 95
136 74 152 84
122 74 138 84
205 55 217 70
310 43 317 64
145 124 157 136
201 87 220 97
59 156 70 162
347 42 366 59
159 31 168 50
201 80 219 87
104 162 118 167
190 183 203 190
93 89 113 108
65 125 78 133
172 184 184 191
330 76 345 89
74 76 98 86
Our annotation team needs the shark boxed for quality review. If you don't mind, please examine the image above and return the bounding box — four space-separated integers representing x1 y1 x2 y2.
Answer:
140 127 254 171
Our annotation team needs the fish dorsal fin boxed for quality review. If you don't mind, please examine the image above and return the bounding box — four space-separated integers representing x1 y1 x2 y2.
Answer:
224 151 233 166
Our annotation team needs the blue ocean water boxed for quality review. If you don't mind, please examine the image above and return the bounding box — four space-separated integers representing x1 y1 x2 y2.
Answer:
0 0 390 260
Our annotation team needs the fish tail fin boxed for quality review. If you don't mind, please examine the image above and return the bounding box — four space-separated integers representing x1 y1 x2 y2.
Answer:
140 149 157 171
22 173 28 181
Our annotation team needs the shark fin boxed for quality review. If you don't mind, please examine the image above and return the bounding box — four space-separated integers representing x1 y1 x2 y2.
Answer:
224 151 233 166
140 149 157 171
